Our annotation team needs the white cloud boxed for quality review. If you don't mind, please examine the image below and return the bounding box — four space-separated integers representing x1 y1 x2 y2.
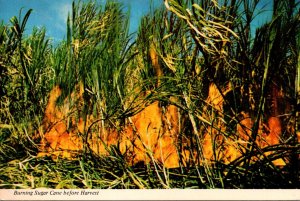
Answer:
58 2 72 24
51 1 72 31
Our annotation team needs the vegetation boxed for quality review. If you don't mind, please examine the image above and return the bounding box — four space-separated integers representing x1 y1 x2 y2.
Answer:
0 0 299 188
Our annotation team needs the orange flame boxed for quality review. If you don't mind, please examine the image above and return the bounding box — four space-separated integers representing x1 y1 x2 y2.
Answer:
37 83 285 168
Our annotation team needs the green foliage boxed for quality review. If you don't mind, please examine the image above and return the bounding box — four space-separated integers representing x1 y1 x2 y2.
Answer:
0 10 53 162
52 0 134 122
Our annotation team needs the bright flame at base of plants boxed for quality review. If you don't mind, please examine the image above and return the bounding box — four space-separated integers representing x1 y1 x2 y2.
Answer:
37 82 289 168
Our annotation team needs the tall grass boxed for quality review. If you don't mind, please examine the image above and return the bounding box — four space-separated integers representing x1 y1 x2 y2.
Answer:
0 0 299 188
53 0 132 121
0 9 53 161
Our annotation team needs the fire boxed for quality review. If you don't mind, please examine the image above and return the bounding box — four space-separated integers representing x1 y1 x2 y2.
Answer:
37 84 181 168
36 82 286 168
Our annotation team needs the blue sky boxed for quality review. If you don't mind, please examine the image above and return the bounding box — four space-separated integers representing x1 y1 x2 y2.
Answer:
0 0 274 44
0 0 163 43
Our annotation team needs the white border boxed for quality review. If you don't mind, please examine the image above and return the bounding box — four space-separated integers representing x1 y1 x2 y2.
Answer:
0 189 299 200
